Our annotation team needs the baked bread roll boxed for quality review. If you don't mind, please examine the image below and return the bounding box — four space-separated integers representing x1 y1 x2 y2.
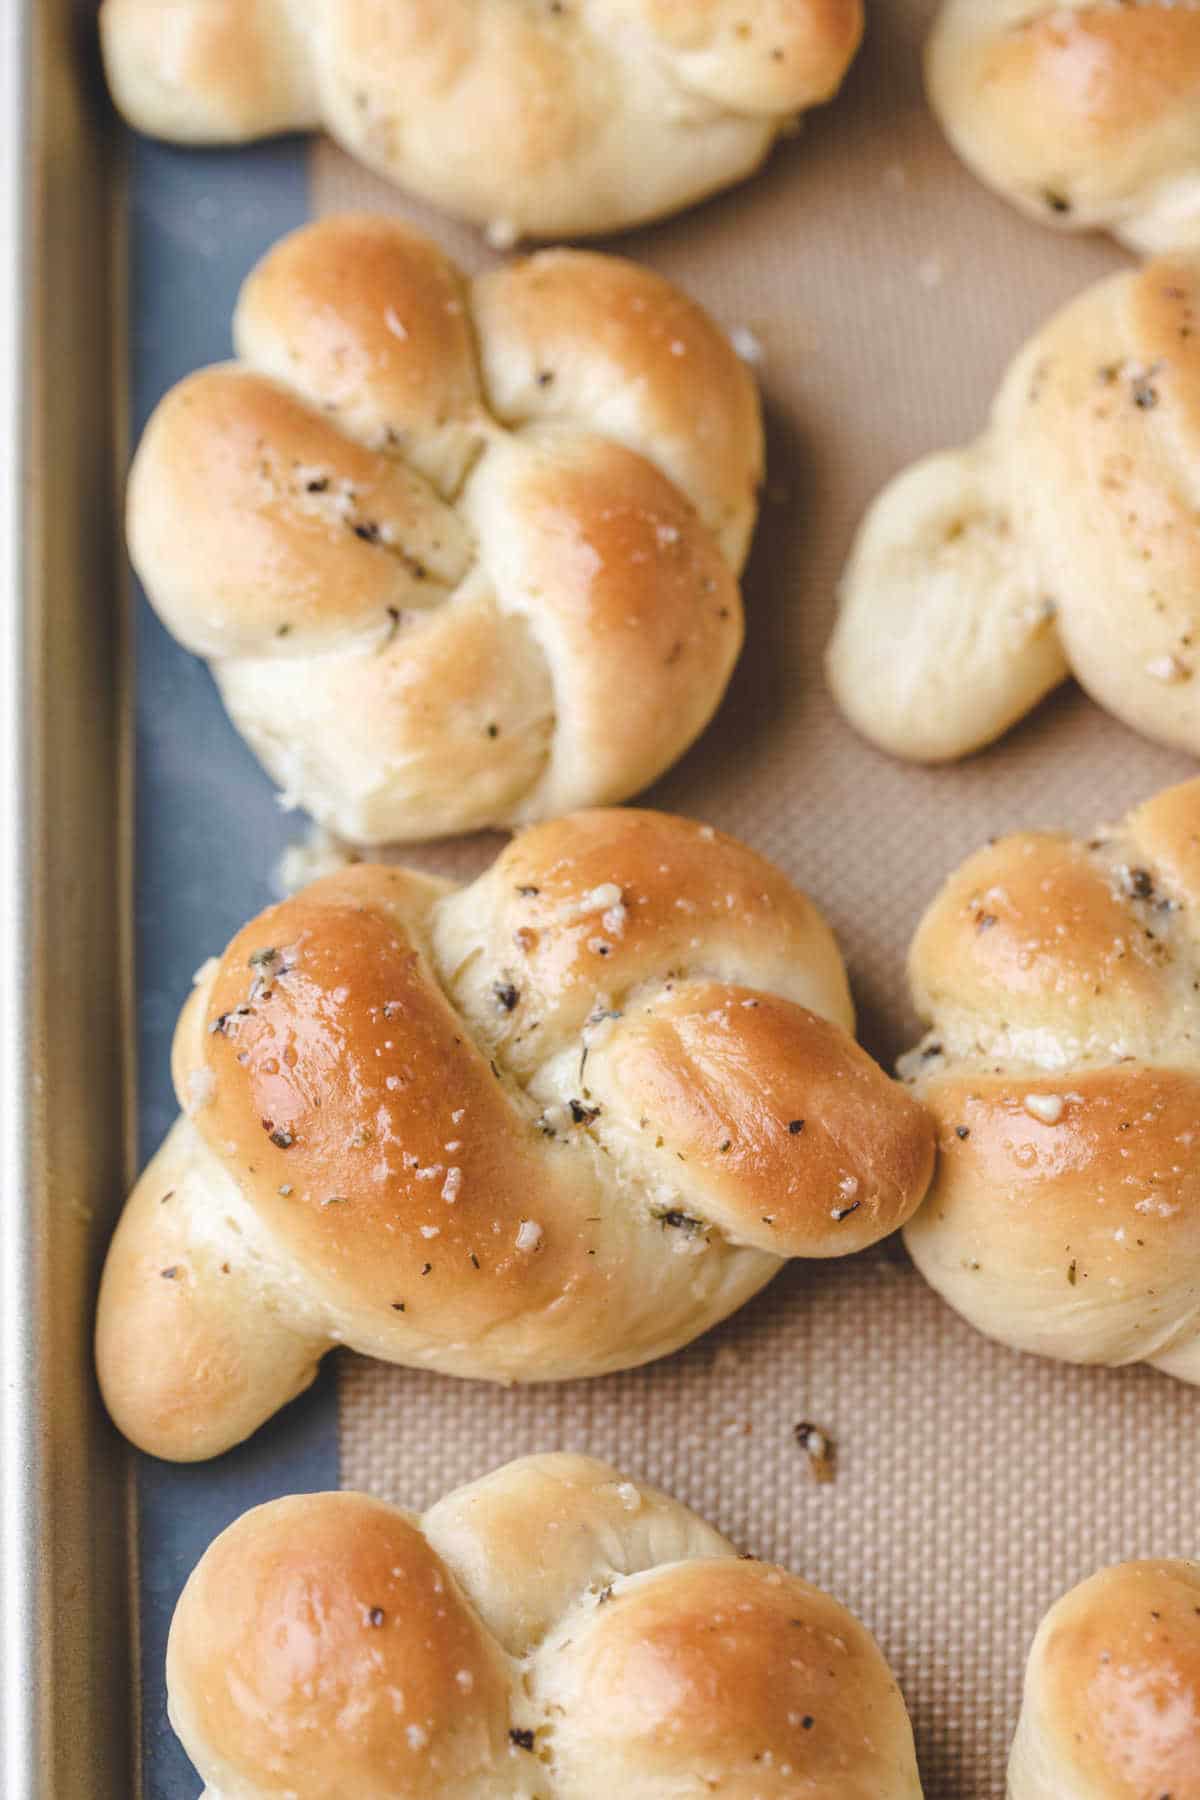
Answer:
928 2 1200 254
166 1452 925 1798
1009 1560 1200 1799
96 809 935 1461
901 776 1200 1384
128 214 760 844
99 0 863 241
828 255 1200 764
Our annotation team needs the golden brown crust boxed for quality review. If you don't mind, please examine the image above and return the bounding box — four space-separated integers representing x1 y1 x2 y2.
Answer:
908 833 1176 1055
97 810 934 1460
473 251 764 565
595 983 934 1256
541 1558 921 1798
167 1492 515 1799
192 868 608 1334
126 216 756 843
166 1455 923 1799
100 0 861 236
927 2 1200 251
903 776 1200 1381
1010 1560 1200 1800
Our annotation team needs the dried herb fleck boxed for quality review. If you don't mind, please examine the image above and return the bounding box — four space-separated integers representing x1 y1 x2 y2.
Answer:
494 982 520 1012
651 1207 706 1235
509 1728 535 1751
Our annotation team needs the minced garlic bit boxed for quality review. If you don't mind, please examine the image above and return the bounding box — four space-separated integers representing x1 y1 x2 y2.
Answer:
441 1167 462 1204
794 1421 836 1485
585 882 622 911
1145 653 1192 684
515 1219 543 1252
1023 1092 1064 1125
615 1481 641 1512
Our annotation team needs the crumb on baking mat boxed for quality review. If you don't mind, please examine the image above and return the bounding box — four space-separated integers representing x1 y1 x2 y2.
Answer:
794 1420 837 1484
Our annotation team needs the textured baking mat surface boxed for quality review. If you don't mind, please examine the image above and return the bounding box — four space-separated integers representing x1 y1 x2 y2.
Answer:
311 4 1200 1795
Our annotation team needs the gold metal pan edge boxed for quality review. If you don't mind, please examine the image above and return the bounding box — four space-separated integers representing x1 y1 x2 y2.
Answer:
1 2 135 1796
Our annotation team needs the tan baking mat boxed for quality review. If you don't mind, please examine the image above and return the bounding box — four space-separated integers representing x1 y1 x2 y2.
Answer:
311 6 1200 1794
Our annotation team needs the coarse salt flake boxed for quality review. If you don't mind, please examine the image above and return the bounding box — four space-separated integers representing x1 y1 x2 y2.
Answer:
1023 1093 1064 1124
516 1219 543 1252
729 325 764 366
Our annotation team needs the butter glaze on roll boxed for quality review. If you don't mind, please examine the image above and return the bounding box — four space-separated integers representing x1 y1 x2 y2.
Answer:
126 214 761 844
901 777 1200 1383
96 809 935 1460
166 1453 925 1798
100 0 863 239
1010 1559 1200 1799
928 1 1200 254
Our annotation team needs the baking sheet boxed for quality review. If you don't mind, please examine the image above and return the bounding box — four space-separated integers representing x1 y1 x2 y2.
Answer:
122 3 1200 1796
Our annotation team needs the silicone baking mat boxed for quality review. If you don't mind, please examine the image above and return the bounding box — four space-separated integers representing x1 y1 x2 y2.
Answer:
129 4 1199 1794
